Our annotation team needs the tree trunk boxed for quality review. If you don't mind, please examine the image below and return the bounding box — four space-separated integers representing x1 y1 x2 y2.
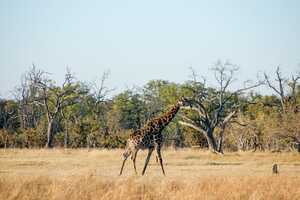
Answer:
204 129 218 152
64 122 69 148
45 119 54 148
64 130 68 148
217 130 225 154
4 135 8 149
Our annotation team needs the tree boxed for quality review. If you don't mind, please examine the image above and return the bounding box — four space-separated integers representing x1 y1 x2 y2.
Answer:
143 80 169 119
179 61 261 153
264 66 300 113
89 71 113 136
0 99 19 131
23 66 84 148
59 82 90 148
14 71 44 129
113 90 145 130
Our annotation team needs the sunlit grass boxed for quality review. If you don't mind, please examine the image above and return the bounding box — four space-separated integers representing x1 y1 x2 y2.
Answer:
0 149 299 199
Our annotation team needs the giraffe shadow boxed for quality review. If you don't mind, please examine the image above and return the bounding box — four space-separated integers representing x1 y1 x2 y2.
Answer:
205 162 243 166
165 162 243 166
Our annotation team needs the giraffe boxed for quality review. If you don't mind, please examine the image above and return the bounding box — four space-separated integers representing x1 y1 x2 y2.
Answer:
119 97 192 176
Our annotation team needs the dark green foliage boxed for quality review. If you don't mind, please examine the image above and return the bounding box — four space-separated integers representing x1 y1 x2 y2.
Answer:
113 91 145 130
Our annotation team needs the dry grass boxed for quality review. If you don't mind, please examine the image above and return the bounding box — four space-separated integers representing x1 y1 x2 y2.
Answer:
0 149 300 200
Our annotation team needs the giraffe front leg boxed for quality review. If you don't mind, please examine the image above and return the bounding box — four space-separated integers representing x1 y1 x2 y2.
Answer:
141 147 154 176
156 146 166 176
119 150 131 176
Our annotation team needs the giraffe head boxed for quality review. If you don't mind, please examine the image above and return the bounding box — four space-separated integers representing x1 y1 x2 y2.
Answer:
177 97 192 108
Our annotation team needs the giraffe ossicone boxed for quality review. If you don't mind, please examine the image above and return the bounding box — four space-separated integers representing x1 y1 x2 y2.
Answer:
119 97 192 176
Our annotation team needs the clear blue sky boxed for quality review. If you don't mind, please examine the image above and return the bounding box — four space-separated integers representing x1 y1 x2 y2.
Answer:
0 0 299 98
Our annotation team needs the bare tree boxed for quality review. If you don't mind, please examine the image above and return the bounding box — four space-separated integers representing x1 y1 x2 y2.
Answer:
90 70 113 117
179 61 262 153
263 66 300 152
87 70 113 146
13 69 44 129
21 65 84 148
264 66 300 113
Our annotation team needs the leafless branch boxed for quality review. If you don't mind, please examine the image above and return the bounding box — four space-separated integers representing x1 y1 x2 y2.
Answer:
91 70 114 104
178 121 204 133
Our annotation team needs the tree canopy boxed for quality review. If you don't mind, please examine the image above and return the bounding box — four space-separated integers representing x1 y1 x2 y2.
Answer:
0 64 299 153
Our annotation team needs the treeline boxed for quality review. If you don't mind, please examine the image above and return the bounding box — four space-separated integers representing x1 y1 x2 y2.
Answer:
0 62 299 152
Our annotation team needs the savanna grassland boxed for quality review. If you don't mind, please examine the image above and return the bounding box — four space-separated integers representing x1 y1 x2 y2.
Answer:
0 149 299 200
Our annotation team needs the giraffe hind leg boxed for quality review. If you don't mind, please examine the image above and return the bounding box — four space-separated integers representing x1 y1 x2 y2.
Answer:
156 146 165 176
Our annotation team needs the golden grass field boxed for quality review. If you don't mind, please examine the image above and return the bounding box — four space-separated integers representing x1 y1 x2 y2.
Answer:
0 149 300 200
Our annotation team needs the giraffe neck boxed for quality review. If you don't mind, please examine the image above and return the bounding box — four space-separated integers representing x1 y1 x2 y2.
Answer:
161 103 180 126
150 103 180 132
138 102 181 136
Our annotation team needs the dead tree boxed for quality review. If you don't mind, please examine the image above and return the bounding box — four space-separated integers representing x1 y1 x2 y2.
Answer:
179 61 262 153
264 66 300 114
87 70 113 147
90 70 112 125
13 72 44 129
24 65 83 148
